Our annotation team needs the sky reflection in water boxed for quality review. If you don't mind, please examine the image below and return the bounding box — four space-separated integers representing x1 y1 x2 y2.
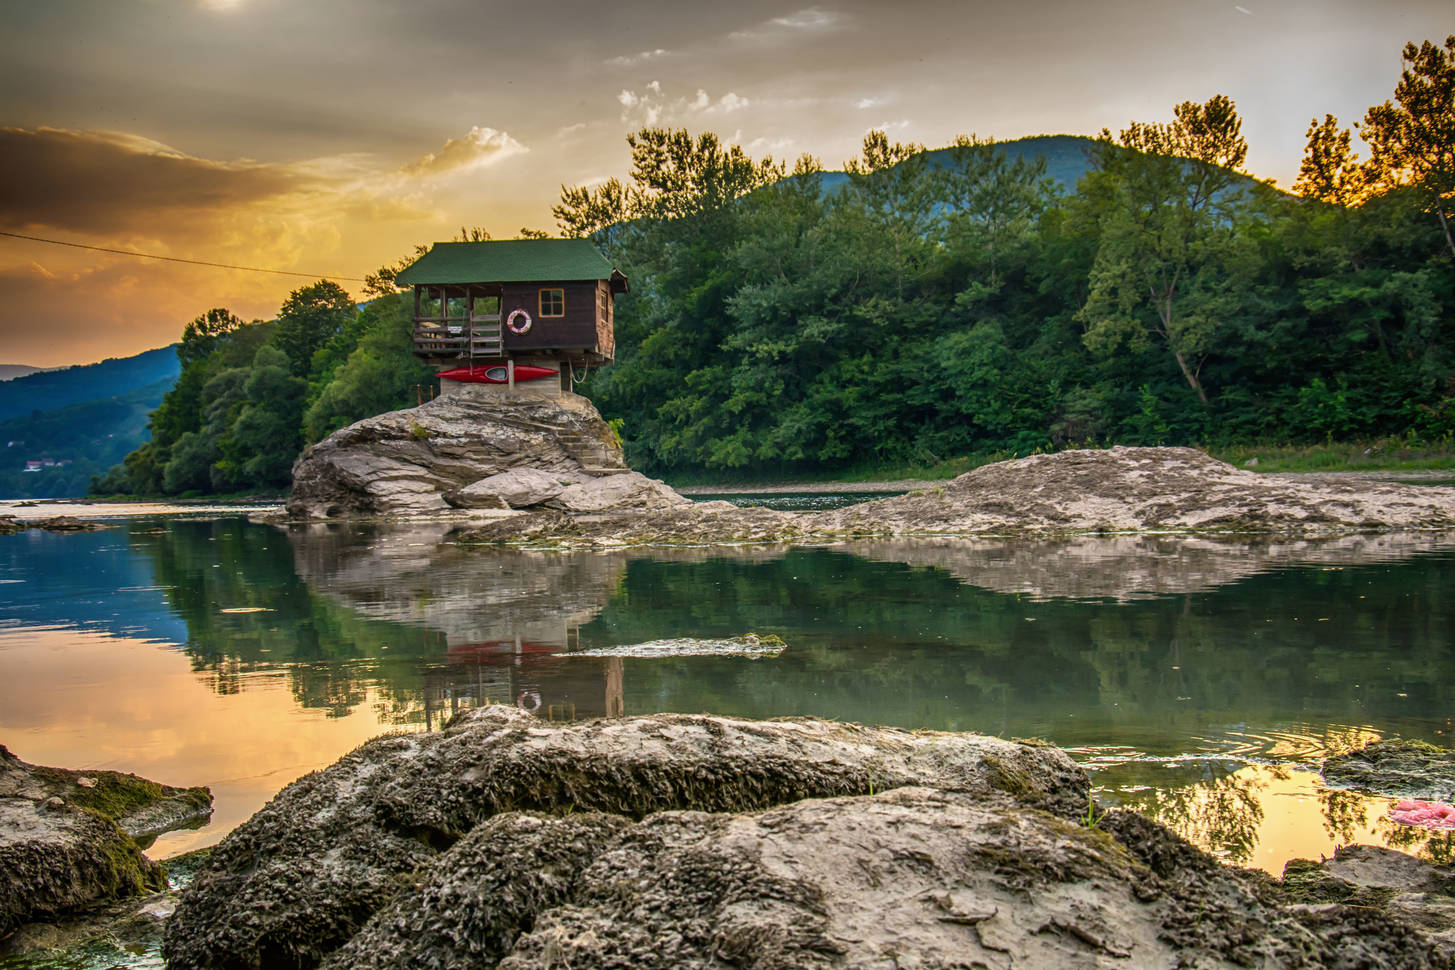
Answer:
1 518 1452 870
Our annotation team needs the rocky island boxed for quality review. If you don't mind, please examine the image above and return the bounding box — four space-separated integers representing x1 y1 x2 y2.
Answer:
286 389 1455 545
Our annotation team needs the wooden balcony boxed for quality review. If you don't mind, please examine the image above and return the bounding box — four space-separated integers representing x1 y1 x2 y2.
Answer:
413 317 503 358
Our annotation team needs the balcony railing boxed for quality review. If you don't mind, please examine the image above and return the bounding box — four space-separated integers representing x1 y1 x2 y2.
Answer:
413 317 503 357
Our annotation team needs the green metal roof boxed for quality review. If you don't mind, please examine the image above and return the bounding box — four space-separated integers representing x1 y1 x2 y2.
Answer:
394 239 617 285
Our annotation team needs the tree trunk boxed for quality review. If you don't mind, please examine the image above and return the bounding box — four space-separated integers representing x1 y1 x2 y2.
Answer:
1172 349 1209 404
1437 203 1455 261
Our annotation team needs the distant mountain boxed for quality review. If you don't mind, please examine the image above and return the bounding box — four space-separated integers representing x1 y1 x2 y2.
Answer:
817 134 1103 196
0 376 176 499
0 345 179 422
0 364 46 382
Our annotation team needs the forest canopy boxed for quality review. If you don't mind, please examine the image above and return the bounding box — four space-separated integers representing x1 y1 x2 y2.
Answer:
97 36 1454 494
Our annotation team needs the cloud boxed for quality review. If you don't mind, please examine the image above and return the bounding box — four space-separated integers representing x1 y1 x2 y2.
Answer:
745 135 795 155
731 6 843 41
770 7 839 30
0 127 309 235
399 127 527 177
616 83 752 127
1234 4 1254 13
865 119 912 134
606 47 670 67
856 97 881 109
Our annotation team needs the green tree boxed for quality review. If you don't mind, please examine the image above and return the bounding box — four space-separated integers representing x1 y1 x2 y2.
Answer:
1293 114 1368 206
1078 95 1254 404
303 293 431 442
1360 35 1455 258
272 281 357 379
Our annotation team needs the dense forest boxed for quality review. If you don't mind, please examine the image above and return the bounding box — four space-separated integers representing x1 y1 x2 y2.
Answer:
95 36 1453 494
91 283 432 495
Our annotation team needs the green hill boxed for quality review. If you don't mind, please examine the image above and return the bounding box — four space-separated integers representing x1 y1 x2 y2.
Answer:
0 376 175 499
0 346 179 422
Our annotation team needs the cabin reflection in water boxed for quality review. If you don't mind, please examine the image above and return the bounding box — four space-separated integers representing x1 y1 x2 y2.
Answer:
413 637 625 731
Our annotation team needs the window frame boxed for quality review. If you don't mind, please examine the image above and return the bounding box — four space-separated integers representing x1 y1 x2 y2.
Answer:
539 287 566 318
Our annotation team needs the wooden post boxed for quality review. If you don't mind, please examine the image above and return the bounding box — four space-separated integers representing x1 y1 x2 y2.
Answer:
507 358 515 389
415 385 422 406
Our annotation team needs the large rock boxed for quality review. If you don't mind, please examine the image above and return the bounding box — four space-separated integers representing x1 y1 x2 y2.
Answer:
443 467 579 509
819 446 1455 536
546 470 691 513
1323 740 1455 800
1283 844 1455 963
328 795 1439 970
287 389 638 519
0 744 210 940
447 447 1455 548
165 709 1441 969
163 707 1088 968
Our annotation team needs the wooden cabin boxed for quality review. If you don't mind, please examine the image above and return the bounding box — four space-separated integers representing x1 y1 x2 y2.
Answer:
395 239 627 394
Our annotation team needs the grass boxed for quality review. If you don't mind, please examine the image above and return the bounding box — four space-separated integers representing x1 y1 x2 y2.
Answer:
1207 439 1455 474
664 438 1455 490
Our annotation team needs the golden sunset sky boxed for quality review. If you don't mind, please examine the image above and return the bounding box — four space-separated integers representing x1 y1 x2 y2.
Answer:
0 0 1448 367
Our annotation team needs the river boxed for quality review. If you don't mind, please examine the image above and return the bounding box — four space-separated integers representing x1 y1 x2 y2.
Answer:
2 510 1453 892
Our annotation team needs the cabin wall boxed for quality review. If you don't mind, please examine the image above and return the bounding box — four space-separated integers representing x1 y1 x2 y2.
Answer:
501 281 601 352
595 280 615 358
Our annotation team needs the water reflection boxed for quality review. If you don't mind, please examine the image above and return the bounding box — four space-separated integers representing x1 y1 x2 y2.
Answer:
851 532 1455 602
3 518 1455 872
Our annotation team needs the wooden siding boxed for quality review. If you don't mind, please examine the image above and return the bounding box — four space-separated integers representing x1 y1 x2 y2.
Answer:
501 281 602 352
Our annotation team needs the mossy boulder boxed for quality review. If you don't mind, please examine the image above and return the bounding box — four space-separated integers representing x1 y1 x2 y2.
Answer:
0 744 208 940
1322 739 1455 800
166 710 1441 969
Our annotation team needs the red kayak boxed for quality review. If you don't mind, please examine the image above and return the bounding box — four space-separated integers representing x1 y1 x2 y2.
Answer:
436 364 558 384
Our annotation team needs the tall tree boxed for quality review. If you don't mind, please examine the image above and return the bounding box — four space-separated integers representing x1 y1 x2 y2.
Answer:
272 281 356 379
1078 95 1253 403
1293 114 1368 206
1360 35 1455 258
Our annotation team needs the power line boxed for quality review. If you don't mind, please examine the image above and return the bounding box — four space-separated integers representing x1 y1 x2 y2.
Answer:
0 229 367 282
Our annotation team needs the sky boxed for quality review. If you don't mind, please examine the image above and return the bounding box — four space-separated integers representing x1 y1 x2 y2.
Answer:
0 0 1448 368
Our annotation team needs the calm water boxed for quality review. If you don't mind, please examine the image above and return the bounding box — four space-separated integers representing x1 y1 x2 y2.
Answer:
3 517 1454 888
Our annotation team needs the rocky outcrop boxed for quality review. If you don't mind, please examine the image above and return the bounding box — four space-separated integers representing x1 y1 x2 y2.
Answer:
287 388 688 519
817 446 1455 537
0 744 211 939
1323 740 1455 800
292 423 1455 541
164 707 1088 968
164 709 1442 969
444 447 1455 547
1283 844 1455 963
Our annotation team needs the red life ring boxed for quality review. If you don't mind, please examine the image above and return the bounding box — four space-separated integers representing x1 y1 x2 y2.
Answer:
506 308 532 334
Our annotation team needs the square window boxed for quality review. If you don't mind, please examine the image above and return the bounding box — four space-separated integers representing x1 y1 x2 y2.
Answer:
540 288 565 317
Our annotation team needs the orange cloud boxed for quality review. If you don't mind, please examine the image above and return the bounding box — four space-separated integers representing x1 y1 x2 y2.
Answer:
0 127 313 235
400 127 527 178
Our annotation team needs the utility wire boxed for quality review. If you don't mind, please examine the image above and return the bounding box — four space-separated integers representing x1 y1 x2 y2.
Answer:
0 229 367 282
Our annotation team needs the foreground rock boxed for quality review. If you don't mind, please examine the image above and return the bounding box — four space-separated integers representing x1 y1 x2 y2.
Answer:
288 388 690 518
1283 844 1455 963
1323 740 1455 800
0 744 211 939
165 710 1440 969
164 708 1087 968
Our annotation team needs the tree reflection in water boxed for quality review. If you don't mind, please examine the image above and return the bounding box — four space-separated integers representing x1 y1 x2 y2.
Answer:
1115 766 1270 865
